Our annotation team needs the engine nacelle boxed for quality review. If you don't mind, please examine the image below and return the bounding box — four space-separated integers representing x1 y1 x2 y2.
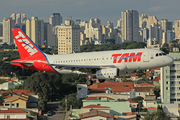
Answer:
96 68 119 79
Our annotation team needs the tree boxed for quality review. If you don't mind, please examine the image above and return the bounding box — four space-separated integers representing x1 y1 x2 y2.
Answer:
136 70 145 78
154 86 160 98
60 93 82 111
144 109 171 120
24 72 62 110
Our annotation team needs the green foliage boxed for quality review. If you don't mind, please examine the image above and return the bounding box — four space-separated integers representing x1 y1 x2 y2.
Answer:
105 39 115 45
30 112 38 116
61 74 86 83
117 99 126 101
60 93 82 111
144 110 171 120
0 80 6 84
136 70 145 78
80 41 146 52
132 96 144 112
139 77 150 83
123 84 129 87
154 86 160 98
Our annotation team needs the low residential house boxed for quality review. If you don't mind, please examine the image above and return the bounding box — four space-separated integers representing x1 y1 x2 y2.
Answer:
133 87 154 98
82 96 131 116
3 94 29 109
126 99 138 112
119 112 136 120
87 82 134 100
0 110 29 120
0 79 23 90
143 95 157 108
3 92 38 109
79 110 116 120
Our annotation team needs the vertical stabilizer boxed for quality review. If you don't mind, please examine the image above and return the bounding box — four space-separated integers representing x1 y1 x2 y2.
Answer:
11 28 43 58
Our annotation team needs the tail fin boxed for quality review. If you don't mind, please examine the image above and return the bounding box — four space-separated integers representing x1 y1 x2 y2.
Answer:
11 28 43 58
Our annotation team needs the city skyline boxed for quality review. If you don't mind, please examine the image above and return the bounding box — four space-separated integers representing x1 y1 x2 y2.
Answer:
0 0 180 25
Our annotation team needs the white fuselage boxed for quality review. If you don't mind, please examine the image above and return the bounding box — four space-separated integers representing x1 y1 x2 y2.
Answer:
46 48 174 75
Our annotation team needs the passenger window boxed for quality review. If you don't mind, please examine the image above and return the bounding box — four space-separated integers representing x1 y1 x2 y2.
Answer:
159 53 162 56
156 53 158 57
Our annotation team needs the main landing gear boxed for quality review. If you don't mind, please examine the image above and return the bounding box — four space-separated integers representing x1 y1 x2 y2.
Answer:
86 75 93 86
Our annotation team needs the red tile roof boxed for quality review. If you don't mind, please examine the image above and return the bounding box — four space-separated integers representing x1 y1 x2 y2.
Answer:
0 118 30 120
126 99 137 103
137 83 154 87
90 82 134 92
154 74 160 81
8 80 16 82
13 90 34 94
148 108 157 110
79 110 115 119
123 112 136 115
0 110 27 113
82 105 110 109
134 87 154 92
0 91 11 94
83 96 114 101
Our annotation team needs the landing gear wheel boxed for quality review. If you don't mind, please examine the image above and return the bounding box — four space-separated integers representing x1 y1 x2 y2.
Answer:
99 79 105 83
86 80 93 86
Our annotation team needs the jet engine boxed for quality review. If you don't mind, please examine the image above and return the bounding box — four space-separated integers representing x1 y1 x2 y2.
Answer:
95 68 120 79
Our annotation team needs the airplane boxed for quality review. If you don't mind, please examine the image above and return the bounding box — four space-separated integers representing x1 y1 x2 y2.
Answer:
10 28 174 85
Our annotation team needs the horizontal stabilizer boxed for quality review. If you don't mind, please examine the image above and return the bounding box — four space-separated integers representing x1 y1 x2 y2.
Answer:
11 61 34 67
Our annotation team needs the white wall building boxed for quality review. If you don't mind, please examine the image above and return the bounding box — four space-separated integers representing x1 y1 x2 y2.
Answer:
56 19 80 54
26 16 44 46
2 17 15 44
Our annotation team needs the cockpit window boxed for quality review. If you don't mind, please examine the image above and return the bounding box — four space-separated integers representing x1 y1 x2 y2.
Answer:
162 53 166 55
156 52 166 57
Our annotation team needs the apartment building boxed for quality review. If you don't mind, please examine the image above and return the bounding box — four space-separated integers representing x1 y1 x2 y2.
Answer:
26 16 44 46
121 10 139 42
56 19 80 54
161 52 180 104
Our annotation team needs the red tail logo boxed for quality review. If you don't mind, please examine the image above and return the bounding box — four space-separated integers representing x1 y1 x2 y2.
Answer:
12 28 40 58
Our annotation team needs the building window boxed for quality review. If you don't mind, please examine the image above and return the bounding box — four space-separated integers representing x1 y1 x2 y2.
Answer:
7 116 10 119
166 87 168 90
78 88 82 90
166 81 168 84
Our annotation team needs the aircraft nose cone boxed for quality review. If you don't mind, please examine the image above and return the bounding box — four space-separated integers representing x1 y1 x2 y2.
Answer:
167 56 174 65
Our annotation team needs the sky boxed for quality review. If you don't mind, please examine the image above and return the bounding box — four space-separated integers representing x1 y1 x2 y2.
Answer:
0 0 180 26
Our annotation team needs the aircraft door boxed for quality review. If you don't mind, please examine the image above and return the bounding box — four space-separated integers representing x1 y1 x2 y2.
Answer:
143 50 149 62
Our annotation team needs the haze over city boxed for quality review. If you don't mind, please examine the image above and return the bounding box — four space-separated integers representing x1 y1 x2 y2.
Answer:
0 0 180 25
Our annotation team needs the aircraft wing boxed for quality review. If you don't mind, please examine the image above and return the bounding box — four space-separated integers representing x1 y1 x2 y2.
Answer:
47 64 116 69
47 64 118 73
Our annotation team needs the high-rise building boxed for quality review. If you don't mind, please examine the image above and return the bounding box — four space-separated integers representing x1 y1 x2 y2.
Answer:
121 10 139 42
84 18 102 43
26 17 44 46
2 17 15 44
161 53 180 104
139 14 148 29
56 19 80 54
147 23 162 45
161 19 174 44
174 20 180 39
49 13 62 28
0 23 3 43
147 16 158 26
